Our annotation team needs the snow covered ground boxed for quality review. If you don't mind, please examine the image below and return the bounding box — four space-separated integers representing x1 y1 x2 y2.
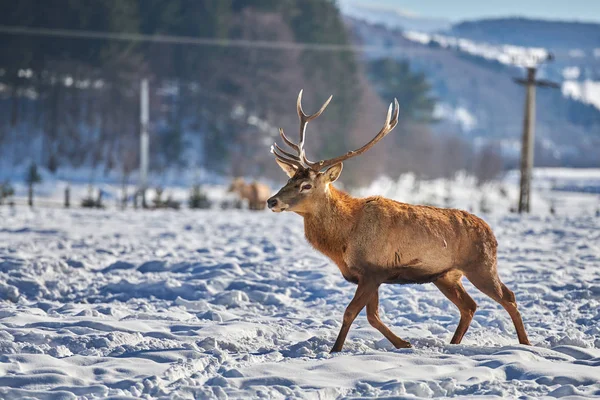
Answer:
0 182 599 398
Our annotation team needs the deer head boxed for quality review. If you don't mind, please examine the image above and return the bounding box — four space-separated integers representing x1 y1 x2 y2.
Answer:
228 177 246 194
267 90 399 213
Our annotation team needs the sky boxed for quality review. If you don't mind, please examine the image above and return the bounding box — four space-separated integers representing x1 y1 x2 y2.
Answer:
339 0 600 23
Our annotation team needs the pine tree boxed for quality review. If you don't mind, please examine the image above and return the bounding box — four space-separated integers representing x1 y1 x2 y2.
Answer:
368 58 437 123
0 0 363 176
26 163 42 207
0 181 15 205
189 185 211 209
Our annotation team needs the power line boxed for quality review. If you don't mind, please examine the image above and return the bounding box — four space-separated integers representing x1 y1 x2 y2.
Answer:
0 24 431 55
0 24 591 66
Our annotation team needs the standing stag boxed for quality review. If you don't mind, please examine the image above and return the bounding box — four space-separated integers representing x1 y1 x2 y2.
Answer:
268 90 530 352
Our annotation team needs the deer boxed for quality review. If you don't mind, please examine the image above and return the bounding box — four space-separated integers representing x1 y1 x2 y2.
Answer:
229 178 271 210
267 90 530 353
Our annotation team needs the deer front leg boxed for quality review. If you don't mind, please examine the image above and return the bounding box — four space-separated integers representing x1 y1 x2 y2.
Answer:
366 291 412 348
331 280 378 353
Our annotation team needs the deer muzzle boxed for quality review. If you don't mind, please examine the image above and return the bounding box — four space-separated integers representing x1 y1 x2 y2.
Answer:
267 196 288 212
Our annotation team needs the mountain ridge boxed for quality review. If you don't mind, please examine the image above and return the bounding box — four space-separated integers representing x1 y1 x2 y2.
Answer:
345 16 600 167
448 17 600 51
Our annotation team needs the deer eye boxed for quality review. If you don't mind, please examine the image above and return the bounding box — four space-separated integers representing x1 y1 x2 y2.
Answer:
300 183 312 192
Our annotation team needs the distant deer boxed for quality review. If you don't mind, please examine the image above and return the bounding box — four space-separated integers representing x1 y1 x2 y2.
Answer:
229 178 271 210
268 90 530 353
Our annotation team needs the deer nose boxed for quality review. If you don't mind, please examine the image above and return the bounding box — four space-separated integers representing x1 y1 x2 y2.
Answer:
267 197 279 209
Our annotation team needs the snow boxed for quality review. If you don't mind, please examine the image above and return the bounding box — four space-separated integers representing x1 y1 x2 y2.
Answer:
434 103 478 132
402 30 600 113
354 171 598 216
563 67 581 80
402 31 550 68
562 80 600 111
0 172 599 398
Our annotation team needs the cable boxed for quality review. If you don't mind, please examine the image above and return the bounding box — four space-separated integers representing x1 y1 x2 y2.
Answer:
0 24 432 55
0 24 589 60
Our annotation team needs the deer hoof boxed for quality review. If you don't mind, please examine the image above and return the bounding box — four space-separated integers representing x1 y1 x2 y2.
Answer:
395 340 412 349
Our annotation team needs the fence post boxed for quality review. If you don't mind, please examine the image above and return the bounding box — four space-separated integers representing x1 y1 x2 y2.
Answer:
64 185 70 208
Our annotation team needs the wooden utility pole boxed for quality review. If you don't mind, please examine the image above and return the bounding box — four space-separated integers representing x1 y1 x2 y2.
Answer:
513 64 559 213
140 78 149 208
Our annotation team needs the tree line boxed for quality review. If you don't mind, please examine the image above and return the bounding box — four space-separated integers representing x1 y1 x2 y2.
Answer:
0 0 500 187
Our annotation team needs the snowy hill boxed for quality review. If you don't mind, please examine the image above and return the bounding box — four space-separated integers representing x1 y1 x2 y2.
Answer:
345 17 600 167
400 29 600 110
448 18 600 52
339 1 451 33
446 19 600 111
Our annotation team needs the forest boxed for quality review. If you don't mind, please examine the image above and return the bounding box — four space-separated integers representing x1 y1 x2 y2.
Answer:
0 0 492 186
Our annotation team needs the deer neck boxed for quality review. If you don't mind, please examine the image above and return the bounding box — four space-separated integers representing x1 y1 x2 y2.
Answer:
301 185 356 258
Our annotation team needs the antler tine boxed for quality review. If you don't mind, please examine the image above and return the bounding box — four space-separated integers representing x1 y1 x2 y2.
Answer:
273 142 302 162
297 90 333 121
297 89 333 150
305 98 400 171
278 128 300 153
270 90 339 170
275 156 303 170
270 145 304 169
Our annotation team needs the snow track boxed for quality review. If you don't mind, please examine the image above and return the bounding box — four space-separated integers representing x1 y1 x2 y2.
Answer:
0 208 599 398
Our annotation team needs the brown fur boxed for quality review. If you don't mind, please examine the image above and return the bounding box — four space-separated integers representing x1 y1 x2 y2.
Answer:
268 165 530 352
229 178 271 210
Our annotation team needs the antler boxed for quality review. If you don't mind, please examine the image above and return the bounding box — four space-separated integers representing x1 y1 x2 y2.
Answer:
304 98 399 171
296 89 332 160
271 90 399 172
271 89 332 169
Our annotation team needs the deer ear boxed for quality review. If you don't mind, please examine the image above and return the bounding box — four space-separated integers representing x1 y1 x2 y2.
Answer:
275 159 298 178
323 163 343 183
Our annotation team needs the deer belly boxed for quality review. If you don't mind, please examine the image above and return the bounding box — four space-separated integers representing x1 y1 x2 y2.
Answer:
353 239 454 284
383 265 452 285
337 261 360 284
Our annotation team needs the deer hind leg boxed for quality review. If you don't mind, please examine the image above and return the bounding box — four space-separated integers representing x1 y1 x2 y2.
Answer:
366 290 412 349
331 280 378 353
433 270 477 344
465 269 531 345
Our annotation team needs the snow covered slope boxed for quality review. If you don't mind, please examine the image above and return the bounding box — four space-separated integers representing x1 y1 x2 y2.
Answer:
0 204 599 398
339 1 451 33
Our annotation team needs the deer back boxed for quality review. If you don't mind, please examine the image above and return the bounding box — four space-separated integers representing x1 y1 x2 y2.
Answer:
346 197 497 277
